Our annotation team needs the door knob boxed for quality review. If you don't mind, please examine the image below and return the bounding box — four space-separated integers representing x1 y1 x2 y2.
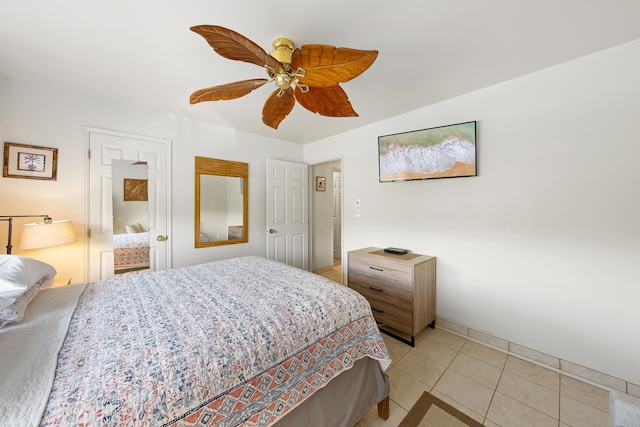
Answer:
269 229 276 233
156 235 168 241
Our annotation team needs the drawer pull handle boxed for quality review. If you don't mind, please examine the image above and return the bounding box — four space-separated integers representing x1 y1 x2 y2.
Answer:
372 308 384 314
369 286 384 292
369 266 384 272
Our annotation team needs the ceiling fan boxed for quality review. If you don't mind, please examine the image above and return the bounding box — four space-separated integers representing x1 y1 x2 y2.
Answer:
189 25 378 129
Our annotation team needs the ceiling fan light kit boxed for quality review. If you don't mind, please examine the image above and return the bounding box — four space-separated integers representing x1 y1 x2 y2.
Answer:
189 25 378 129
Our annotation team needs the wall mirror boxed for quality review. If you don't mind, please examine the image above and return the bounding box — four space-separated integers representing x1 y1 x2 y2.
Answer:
195 156 248 247
112 159 150 273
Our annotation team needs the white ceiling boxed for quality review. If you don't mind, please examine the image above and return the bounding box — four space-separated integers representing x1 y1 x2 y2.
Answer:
1 1 638 144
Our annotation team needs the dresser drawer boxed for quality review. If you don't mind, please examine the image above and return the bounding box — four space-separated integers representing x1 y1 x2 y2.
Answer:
349 282 413 334
368 300 412 334
348 255 413 292
349 281 412 308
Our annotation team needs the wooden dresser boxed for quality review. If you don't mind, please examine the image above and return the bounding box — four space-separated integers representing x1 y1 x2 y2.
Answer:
348 247 436 346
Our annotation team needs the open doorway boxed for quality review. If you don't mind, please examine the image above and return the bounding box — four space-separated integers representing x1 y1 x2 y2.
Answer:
310 159 343 284
332 168 342 261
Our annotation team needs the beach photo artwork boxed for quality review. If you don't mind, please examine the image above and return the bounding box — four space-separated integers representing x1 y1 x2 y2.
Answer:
378 121 477 182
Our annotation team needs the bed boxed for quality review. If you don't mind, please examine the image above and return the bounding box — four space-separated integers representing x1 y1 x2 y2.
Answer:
113 231 151 273
0 255 391 426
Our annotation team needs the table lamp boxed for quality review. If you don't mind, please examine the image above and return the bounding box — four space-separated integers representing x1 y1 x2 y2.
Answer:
0 215 78 254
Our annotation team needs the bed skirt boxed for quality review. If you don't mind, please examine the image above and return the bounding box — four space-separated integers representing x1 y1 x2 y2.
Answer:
275 356 389 426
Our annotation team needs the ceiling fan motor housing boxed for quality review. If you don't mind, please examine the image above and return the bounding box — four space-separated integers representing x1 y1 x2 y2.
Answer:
270 38 294 64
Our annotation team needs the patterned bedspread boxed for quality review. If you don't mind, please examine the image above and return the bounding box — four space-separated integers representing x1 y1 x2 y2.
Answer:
113 232 150 268
40 256 390 426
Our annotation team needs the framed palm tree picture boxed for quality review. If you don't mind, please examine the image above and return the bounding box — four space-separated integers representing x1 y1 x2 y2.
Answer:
3 142 58 180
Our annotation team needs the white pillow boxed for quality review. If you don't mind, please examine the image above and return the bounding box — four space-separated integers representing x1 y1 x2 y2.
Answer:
0 255 57 298
0 276 49 328
125 224 140 233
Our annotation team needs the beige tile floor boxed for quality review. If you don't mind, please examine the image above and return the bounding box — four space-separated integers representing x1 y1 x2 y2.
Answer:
316 260 611 427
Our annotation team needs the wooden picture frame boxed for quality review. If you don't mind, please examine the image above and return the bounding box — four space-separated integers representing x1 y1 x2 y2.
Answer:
123 178 148 201
3 142 58 180
316 176 326 191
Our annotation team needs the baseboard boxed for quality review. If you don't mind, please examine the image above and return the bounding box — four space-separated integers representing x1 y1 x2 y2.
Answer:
435 316 640 398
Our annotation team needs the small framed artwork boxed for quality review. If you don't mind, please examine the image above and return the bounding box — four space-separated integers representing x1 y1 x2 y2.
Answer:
3 142 58 180
124 178 148 201
316 176 326 191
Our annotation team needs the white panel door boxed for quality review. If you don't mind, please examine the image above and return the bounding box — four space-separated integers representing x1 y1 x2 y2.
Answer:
87 128 171 281
266 158 309 269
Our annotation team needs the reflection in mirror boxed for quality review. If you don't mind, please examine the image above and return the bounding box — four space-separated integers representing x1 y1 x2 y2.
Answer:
195 157 248 247
112 159 150 273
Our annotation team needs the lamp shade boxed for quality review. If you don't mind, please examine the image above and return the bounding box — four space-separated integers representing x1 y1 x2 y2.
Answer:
19 220 79 250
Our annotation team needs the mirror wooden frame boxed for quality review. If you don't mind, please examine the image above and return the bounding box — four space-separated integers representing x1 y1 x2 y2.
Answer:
195 156 248 247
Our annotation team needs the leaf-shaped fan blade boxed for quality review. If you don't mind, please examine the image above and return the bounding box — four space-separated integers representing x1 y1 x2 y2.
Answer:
191 25 284 73
262 88 295 129
291 45 378 88
190 79 269 104
294 86 358 117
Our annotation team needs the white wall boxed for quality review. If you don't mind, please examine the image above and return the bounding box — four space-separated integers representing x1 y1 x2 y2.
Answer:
304 40 640 385
0 76 303 281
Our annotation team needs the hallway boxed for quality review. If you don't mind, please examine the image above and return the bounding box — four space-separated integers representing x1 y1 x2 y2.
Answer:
314 258 343 284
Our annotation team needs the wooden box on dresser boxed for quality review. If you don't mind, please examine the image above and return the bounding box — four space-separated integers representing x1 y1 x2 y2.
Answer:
347 247 436 346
